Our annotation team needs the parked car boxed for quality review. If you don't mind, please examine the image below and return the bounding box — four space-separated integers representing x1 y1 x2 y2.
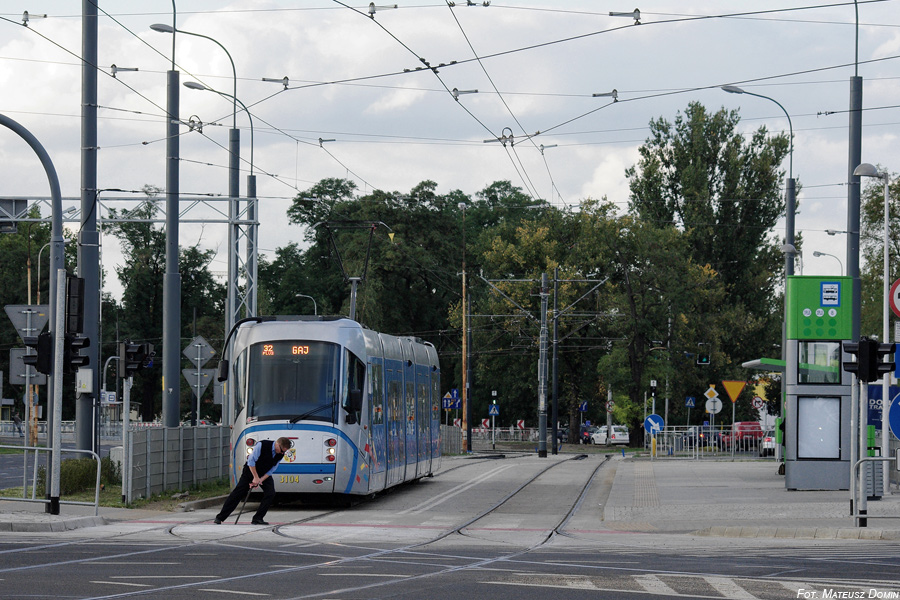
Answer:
590 425 630 445
720 421 764 449
758 429 776 456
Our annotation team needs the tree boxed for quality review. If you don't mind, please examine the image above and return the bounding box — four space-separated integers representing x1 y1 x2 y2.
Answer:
625 102 789 420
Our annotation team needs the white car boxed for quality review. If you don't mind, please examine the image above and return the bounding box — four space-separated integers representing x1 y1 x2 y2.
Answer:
591 425 630 445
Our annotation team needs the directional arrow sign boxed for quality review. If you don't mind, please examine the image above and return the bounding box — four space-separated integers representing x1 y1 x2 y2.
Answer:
722 380 747 404
644 414 664 435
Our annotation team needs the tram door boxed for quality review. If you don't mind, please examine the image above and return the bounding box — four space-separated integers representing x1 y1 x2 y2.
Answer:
386 365 404 488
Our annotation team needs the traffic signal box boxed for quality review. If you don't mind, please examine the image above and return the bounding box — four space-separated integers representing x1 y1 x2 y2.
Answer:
23 331 53 375
842 338 896 384
118 341 154 378
784 276 853 491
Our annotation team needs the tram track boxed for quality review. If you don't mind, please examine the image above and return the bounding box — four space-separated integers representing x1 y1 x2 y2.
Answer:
0 452 614 599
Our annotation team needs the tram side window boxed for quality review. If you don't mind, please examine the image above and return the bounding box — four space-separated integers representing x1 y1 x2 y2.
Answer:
232 350 248 415
343 350 365 425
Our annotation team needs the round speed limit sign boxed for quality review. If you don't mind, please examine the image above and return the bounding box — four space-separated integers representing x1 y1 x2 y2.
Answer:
752 396 765 409
606 400 615 413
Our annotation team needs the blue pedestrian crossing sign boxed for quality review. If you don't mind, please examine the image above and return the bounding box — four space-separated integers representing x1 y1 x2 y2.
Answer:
644 414 664 436
685 396 696 408
489 404 499 416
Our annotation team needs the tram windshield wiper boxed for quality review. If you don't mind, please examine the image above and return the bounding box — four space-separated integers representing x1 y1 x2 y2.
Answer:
289 403 333 424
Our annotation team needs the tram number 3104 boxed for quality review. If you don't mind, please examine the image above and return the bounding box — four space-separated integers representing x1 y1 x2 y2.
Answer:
279 475 302 484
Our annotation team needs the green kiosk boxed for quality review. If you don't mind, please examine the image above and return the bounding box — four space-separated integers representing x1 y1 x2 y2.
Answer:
785 275 853 490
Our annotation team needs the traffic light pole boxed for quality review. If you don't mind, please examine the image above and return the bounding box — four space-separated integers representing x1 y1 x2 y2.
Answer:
50 269 66 515
122 376 132 504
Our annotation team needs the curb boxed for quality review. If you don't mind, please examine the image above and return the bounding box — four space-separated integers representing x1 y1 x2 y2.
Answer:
177 495 229 512
0 516 106 533
699 525 900 541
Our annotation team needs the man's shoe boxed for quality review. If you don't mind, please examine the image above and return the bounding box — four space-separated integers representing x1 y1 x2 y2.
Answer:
251 519 269 525
213 518 222 524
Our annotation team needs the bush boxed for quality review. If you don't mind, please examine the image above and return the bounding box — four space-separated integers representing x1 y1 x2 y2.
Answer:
37 456 121 496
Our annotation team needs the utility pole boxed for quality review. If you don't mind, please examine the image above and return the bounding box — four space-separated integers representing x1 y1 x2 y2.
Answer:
537 273 549 458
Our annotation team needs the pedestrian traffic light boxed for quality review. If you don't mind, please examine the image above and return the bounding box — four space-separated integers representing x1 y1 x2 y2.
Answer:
23 331 53 375
697 353 710 365
63 334 90 374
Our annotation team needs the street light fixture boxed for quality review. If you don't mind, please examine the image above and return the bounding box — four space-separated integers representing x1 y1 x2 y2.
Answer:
812 250 844 276
152 23 250 358
853 162 892 495
295 293 318 316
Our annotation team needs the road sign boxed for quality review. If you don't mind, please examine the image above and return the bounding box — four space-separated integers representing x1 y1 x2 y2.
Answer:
5 305 50 342
685 396 696 408
705 397 723 414
481 419 490 428
453 418 461 427
578 401 587 412
183 335 216 367
516 420 524 430
889 395 900 440
9 348 46 385
488 404 499 416
752 396 765 410
644 414 664 435
442 393 452 410
182 368 216 398
890 279 900 318
450 388 459 400
722 380 747 403
605 400 615 413
703 385 719 400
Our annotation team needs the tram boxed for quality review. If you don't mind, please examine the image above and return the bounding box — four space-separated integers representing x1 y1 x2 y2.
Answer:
218 316 441 499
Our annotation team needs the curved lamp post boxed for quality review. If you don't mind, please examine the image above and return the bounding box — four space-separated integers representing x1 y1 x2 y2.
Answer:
853 162 892 495
812 250 844 276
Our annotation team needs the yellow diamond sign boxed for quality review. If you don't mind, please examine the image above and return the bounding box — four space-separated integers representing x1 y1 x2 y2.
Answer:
703 385 718 400
722 380 747 404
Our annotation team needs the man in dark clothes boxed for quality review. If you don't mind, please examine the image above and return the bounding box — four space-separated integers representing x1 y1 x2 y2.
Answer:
215 436 292 525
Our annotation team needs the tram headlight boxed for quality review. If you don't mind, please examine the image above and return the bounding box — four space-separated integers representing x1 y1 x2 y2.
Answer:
245 437 256 456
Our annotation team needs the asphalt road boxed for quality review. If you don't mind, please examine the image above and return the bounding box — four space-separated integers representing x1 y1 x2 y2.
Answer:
1 454 899 599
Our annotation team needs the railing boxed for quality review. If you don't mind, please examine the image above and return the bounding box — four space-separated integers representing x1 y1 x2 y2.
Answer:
0 445 101 515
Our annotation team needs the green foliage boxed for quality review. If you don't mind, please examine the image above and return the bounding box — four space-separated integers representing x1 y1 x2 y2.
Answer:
37 455 120 496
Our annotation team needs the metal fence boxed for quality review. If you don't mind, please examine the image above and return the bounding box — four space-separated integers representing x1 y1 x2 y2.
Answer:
120 425 230 503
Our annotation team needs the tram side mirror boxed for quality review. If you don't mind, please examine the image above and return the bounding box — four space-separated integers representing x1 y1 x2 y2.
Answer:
217 359 229 382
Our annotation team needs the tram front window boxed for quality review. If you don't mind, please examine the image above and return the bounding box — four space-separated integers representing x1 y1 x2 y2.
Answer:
246 341 340 422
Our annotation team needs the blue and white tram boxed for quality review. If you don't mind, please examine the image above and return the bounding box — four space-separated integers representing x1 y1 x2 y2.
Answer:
219 316 441 499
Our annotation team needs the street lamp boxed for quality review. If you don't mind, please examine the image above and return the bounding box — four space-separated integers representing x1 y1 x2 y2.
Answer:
812 251 844 276
853 162 892 495
151 23 246 357
724 84 797 463
295 293 318 316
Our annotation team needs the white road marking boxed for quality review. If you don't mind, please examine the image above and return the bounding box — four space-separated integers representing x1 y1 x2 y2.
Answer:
198 589 270 596
398 464 516 515
90 581 151 588
705 576 758 599
634 574 679 596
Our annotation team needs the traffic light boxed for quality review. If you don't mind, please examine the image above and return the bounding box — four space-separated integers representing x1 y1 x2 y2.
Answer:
23 331 53 375
63 334 90 374
697 353 710 365
872 342 896 382
118 341 144 378
843 338 896 383
65 274 85 334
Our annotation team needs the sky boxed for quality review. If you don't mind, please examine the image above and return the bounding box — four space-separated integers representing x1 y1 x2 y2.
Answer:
0 0 898 302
